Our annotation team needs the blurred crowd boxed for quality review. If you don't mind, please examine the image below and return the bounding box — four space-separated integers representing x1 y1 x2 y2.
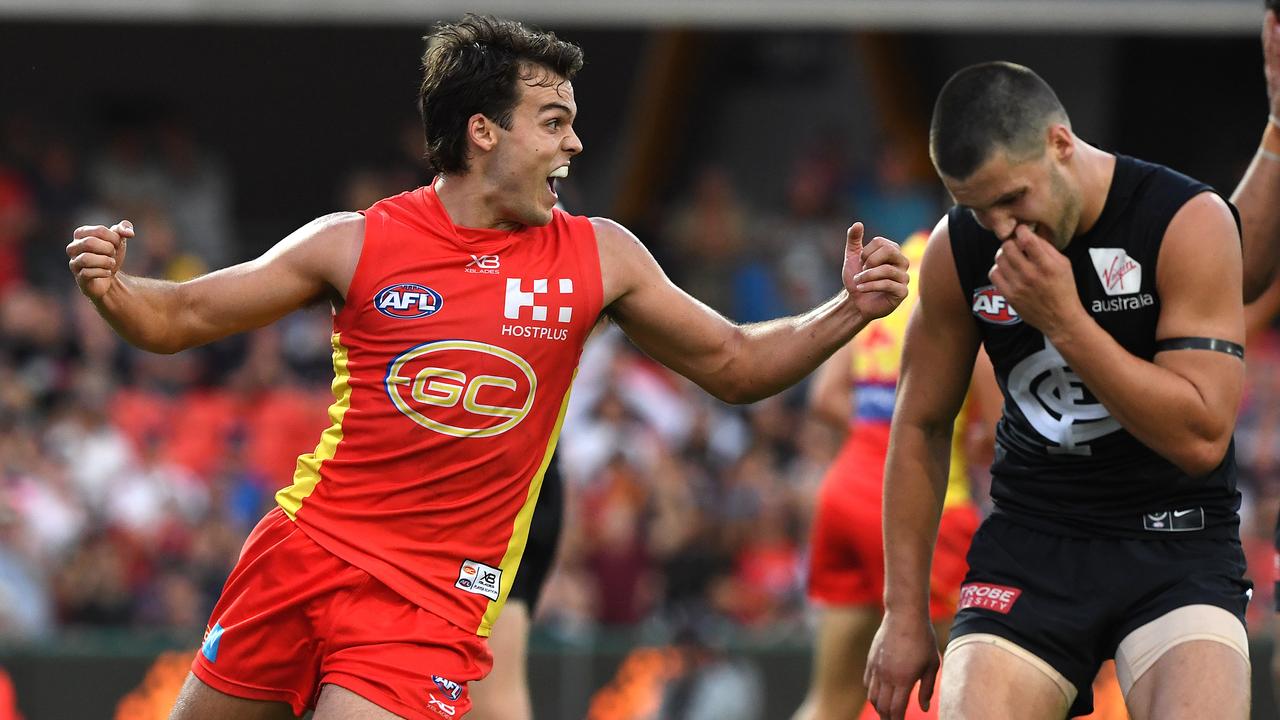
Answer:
0 107 1277 654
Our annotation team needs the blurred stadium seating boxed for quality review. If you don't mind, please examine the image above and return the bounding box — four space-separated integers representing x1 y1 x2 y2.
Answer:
0 2 1277 718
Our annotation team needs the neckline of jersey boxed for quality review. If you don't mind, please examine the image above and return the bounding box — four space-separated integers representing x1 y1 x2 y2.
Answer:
416 183 519 252
1068 154 1134 254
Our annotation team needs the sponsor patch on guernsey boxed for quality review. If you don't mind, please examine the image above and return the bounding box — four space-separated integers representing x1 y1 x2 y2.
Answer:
375 282 443 319
1089 247 1142 296
427 695 457 717
201 622 224 662
433 675 464 702
455 559 502 601
971 285 1020 325
958 583 1022 614
1143 507 1205 532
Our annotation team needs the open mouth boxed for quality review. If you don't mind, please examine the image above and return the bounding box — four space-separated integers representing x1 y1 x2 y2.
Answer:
547 165 569 196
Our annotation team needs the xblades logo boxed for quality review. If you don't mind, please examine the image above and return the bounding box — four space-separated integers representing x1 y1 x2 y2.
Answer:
427 695 457 717
465 254 500 274
455 559 502 601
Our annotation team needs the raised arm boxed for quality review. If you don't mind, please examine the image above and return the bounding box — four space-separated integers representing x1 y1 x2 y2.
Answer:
593 217 908 405
1245 273 1280 343
67 213 364 354
997 193 1244 476
865 218 981 720
1234 9 1280 301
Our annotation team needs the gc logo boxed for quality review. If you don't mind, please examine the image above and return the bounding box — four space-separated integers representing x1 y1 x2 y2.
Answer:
385 340 537 438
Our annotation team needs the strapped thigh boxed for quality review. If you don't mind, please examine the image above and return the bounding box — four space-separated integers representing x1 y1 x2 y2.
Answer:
1116 599 1244 696
1113 604 1250 696
945 632 1078 708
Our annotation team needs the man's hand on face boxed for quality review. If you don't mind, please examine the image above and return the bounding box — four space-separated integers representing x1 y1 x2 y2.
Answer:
988 224 1087 339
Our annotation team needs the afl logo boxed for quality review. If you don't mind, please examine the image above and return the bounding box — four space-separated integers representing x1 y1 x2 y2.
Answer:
971 285 1021 325
375 283 443 319
385 340 537 438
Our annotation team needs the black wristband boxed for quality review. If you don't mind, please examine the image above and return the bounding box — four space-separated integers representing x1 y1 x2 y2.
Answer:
1154 337 1244 359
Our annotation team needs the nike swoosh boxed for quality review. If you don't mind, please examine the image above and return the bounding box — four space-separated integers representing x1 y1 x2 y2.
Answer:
1172 509 1196 518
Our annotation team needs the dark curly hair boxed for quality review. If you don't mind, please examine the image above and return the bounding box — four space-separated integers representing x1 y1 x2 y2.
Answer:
418 15 584 175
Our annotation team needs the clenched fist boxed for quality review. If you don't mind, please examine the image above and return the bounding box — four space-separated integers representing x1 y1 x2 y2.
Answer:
67 220 134 300
841 222 910 323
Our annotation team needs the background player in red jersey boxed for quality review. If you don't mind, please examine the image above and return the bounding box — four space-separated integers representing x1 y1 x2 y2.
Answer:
66 14 908 720
791 232 1000 720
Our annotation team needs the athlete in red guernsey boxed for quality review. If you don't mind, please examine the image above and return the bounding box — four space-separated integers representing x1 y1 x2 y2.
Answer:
66 15 910 720
275 184 602 637
183 187 603 718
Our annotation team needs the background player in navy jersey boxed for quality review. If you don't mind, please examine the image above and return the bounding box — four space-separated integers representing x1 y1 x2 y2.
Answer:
865 62 1250 720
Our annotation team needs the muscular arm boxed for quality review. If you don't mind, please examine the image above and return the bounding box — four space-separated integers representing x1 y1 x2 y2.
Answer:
881 219 981 616
1245 274 1280 343
865 219 977 720
67 213 363 353
1235 10 1280 301
593 217 907 405
1034 193 1245 476
806 341 854 432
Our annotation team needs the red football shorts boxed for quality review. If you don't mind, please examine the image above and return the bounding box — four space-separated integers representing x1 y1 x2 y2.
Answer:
191 507 492 719
807 439 980 618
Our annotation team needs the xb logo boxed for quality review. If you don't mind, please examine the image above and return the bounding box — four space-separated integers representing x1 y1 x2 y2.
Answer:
427 695 457 717
465 254 500 274
1008 339 1120 455
385 340 537 438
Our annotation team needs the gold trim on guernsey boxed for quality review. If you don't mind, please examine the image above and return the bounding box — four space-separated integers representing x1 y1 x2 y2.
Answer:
944 395 972 509
476 373 577 637
276 333 353 519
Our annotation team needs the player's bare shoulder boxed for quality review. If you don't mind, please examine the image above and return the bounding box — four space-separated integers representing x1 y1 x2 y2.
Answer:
274 211 366 301
589 216 656 308
1156 192 1242 296
917 214 964 302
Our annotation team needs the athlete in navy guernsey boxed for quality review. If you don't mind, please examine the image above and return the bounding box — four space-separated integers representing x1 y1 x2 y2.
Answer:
864 62 1252 720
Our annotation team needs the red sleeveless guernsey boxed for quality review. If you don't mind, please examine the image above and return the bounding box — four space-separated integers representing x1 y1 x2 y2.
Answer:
275 185 603 636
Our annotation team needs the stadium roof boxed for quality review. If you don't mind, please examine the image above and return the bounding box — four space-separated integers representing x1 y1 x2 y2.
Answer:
0 0 1266 34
